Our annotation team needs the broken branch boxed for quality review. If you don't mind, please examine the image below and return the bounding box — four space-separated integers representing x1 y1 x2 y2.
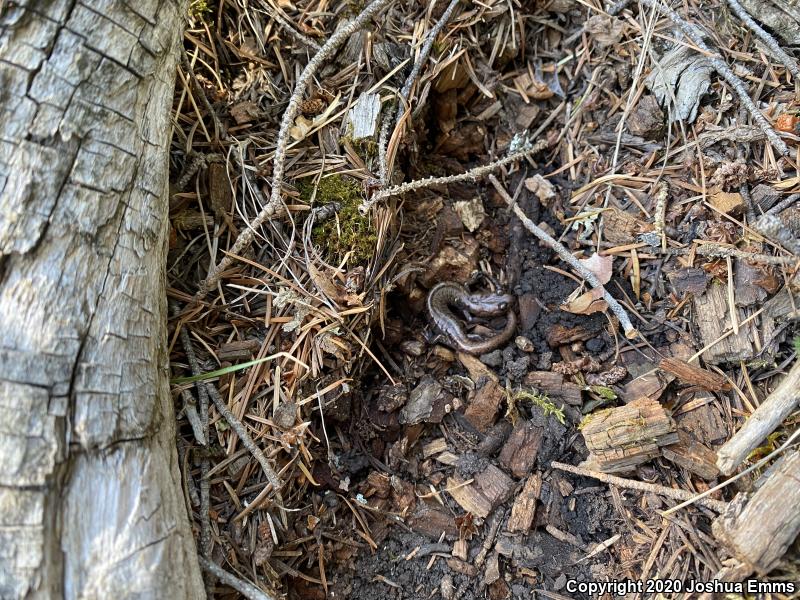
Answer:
716 359 800 475
489 175 639 339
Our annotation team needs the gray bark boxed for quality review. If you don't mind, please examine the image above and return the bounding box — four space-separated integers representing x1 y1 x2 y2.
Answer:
740 0 800 44
0 1 204 598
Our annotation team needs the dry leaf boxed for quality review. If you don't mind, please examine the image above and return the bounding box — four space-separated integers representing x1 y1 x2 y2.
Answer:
775 113 799 133
524 174 557 206
309 263 361 307
584 15 625 48
453 198 486 232
579 253 613 284
561 286 607 315
513 71 553 100
229 101 260 124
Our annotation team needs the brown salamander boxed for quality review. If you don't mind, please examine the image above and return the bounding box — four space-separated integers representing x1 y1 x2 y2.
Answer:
426 281 517 355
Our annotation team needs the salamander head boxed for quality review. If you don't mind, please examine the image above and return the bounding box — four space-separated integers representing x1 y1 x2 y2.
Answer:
467 292 515 317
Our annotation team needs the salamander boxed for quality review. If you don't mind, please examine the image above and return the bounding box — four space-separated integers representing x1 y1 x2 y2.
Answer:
426 281 517 355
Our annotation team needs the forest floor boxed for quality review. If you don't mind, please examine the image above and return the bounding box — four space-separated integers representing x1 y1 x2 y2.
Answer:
167 0 800 597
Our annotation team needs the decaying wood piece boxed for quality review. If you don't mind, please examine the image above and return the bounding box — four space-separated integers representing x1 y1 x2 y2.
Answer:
716 359 800 475
447 465 514 518
581 397 678 472
347 92 382 139
693 283 758 364
662 430 720 480
524 371 583 406
506 473 542 533
713 450 800 574
658 357 732 391
0 2 204 598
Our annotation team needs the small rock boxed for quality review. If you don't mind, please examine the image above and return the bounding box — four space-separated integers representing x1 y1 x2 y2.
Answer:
480 350 504 367
628 94 665 140
536 351 553 370
524 174 557 207
585 337 605 353
515 335 535 352
273 401 297 429
553 574 568 591
453 197 486 232
401 376 451 425
505 356 530 382
517 293 541 331
400 339 425 356
440 574 455 600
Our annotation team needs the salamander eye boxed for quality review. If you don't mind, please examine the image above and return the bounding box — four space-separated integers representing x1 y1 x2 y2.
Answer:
498 302 508 311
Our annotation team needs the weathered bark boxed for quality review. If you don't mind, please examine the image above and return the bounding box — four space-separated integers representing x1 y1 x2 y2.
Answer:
0 1 204 598
741 0 800 44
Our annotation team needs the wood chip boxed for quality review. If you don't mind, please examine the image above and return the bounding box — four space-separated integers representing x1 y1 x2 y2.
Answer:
709 189 745 215
693 283 756 364
661 429 720 479
507 473 542 533
446 465 514 518
464 379 505 432
524 371 583 406
658 357 732 391
498 421 544 478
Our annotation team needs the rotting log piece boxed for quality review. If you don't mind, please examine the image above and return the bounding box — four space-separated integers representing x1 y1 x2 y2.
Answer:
580 397 678 473
713 450 800 574
0 2 204 598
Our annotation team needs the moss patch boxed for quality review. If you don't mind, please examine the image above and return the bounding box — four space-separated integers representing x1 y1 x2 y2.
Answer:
300 174 376 266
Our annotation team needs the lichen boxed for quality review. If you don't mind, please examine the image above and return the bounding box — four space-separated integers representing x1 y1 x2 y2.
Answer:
300 174 377 266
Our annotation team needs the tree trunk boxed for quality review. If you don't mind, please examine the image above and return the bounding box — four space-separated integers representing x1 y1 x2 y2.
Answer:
0 1 204 598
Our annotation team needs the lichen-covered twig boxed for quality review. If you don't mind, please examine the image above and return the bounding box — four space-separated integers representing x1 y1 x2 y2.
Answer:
695 243 799 264
725 0 800 81
361 141 546 213
199 557 277 600
551 461 727 511
489 175 639 339
379 0 461 183
609 0 790 156
199 0 395 297
173 302 212 562
205 381 287 527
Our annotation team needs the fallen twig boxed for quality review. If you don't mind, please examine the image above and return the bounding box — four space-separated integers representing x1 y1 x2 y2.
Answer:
205 381 287 526
551 461 727 511
664 426 800 515
362 140 546 213
489 175 639 339
716 359 800 475
199 556 277 600
173 302 212 562
609 0 790 156
725 0 800 81
199 0 395 297
380 0 461 183
695 243 800 265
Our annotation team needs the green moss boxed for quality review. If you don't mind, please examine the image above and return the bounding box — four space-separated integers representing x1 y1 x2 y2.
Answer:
508 388 566 425
301 174 376 266
189 0 213 20
341 133 379 162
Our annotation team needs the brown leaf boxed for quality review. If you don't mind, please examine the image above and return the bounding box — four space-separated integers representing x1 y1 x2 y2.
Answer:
229 101 260 124
561 286 607 315
579 253 613 284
